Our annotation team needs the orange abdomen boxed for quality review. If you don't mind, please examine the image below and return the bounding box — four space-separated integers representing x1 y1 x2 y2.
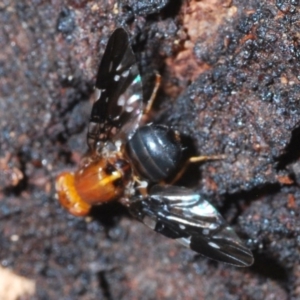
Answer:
56 156 131 217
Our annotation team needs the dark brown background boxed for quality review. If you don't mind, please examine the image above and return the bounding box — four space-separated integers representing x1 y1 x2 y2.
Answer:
1 0 300 299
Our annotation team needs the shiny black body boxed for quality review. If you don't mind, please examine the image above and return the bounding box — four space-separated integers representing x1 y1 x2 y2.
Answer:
126 125 182 182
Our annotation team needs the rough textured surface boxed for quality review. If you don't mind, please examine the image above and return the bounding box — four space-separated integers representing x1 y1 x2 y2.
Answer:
1 0 300 299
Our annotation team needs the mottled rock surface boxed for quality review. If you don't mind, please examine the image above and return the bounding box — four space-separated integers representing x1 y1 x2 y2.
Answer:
1 0 300 299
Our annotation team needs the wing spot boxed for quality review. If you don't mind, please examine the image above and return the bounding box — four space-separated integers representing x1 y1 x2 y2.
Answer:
122 69 130 77
202 229 210 235
125 105 134 113
128 94 140 104
114 74 120 81
209 223 218 230
179 224 186 230
117 96 125 106
208 242 220 249
116 63 123 71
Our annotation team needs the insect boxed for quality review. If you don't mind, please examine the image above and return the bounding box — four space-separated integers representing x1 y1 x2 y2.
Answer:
56 28 254 267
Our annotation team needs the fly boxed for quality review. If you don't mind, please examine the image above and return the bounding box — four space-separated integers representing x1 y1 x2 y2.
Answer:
55 28 254 267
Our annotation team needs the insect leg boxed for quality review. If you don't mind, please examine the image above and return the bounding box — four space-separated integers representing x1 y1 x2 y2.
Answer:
170 154 226 184
143 73 161 115
188 154 226 163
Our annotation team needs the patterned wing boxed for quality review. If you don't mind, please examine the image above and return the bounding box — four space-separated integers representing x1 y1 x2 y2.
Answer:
124 0 168 15
87 28 143 152
129 185 254 267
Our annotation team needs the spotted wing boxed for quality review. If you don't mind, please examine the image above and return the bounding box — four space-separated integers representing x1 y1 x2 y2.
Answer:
125 0 168 15
87 28 143 151
129 185 254 267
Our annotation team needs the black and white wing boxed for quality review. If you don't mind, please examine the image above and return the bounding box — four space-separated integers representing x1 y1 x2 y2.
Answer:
124 0 168 15
129 185 254 267
87 28 143 152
